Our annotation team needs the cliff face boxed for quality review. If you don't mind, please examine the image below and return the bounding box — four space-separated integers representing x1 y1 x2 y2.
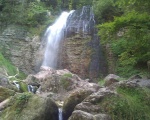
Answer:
58 7 107 80
59 34 92 79
0 25 41 74
0 7 107 79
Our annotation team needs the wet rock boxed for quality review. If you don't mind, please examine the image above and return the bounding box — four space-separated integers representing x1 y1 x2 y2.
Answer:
58 6 107 80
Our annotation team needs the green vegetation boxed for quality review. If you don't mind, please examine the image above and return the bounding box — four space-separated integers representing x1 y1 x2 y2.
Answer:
0 0 47 26
94 0 150 77
19 82 28 92
15 93 32 114
100 86 150 120
0 52 26 80
62 73 72 78
60 73 72 89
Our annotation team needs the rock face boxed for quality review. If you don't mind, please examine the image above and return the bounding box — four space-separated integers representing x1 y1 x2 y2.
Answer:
0 25 41 74
25 67 100 101
57 6 107 80
0 93 58 120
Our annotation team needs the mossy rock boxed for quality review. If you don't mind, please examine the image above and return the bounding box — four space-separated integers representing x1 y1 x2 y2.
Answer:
19 82 28 92
0 86 15 102
1 93 58 120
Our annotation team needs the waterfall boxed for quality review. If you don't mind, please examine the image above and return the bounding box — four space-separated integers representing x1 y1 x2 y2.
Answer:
28 85 35 93
66 6 95 35
13 81 20 90
42 11 74 68
58 108 63 120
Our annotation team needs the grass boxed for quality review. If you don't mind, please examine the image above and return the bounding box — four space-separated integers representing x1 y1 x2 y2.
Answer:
100 86 150 120
0 53 26 80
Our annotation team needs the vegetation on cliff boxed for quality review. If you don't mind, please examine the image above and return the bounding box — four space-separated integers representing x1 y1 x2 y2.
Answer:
94 0 150 77
0 53 26 80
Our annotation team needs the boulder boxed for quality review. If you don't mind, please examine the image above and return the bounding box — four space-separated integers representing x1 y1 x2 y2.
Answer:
68 110 111 120
0 93 58 120
68 88 115 120
68 110 94 120
118 78 150 88
104 74 120 87
62 89 95 120
75 102 101 114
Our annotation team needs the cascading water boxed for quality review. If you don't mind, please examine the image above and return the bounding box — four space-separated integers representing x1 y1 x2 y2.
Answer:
58 108 63 120
42 11 74 68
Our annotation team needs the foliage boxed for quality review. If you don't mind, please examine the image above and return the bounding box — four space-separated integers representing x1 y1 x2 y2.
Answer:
96 0 150 77
100 86 150 120
0 0 47 27
98 79 105 86
69 0 93 10
93 0 122 23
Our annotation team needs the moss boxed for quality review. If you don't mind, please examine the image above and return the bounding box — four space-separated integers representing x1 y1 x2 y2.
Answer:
0 86 15 102
1 93 58 120
9 93 32 116
19 82 28 92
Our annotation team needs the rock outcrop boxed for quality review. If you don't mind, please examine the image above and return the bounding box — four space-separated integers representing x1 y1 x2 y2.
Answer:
57 6 107 80
25 67 100 101
0 25 41 74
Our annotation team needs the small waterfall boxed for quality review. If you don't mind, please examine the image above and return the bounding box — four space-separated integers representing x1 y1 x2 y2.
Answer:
42 11 74 68
28 85 35 93
58 108 63 120
66 6 95 35
13 81 20 90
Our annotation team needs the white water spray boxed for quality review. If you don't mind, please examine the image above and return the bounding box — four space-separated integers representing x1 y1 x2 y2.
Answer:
42 11 74 68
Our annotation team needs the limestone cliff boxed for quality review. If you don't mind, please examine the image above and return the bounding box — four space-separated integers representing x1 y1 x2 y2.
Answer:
58 6 107 80
0 25 41 74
